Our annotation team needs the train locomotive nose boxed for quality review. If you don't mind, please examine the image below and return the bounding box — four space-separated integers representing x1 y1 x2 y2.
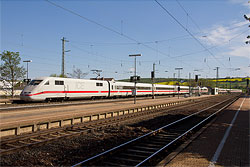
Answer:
20 91 33 101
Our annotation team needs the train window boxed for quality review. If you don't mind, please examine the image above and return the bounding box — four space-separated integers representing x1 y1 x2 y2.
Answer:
137 87 151 90
29 80 43 86
96 83 103 86
112 85 113 90
55 80 64 85
116 86 122 89
122 86 134 89
44 81 49 85
156 87 172 90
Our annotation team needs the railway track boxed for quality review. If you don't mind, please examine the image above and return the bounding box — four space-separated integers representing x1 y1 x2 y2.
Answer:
0 94 237 157
71 94 240 166
0 95 174 112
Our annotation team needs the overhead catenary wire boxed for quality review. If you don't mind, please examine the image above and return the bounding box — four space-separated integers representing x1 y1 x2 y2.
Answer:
155 0 226 68
229 29 250 42
175 0 250 66
3 1 244 79
175 0 203 33
69 43 126 63
69 34 197 46
45 0 246 76
45 0 206 71
176 0 248 34
175 0 223 72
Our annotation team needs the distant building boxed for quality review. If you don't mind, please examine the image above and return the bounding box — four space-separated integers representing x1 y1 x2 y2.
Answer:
0 80 23 97
0 80 12 89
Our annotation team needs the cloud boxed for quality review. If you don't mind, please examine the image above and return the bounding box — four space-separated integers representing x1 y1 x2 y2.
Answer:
203 26 234 45
228 45 250 59
229 0 250 9
240 66 250 77
200 20 249 59
201 21 249 46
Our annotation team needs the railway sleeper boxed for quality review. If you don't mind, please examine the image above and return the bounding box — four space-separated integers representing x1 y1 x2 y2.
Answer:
152 136 177 141
163 130 186 134
64 130 80 134
113 156 142 163
144 140 167 145
127 149 155 154
66 129 82 133
139 143 163 148
5 143 19 148
57 131 70 135
0 149 6 152
39 136 54 140
48 134 60 137
120 153 149 159
133 145 160 151
157 133 180 138
29 138 43 142
18 140 32 145
103 162 127 166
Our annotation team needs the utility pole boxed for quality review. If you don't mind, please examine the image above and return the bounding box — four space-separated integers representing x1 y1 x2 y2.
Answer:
189 72 191 96
152 63 156 99
215 67 219 87
61 37 69 77
173 73 176 80
175 68 183 99
175 68 183 81
175 68 183 98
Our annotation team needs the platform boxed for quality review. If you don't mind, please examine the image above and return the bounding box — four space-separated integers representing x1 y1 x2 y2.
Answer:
0 95 211 137
162 95 249 167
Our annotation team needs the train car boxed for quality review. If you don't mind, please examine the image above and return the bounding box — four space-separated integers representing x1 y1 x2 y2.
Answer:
20 77 190 102
218 88 228 94
192 86 209 95
217 88 242 94
111 81 152 97
227 89 242 93
212 87 219 95
112 82 189 97
20 77 110 101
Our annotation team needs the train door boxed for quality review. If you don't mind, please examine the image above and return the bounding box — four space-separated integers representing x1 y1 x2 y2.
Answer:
107 81 111 97
64 85 69 99
55 80 65 98
212 88 218 95
108 81 116 97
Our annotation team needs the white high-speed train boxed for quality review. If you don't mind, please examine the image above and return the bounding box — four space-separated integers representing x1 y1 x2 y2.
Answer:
20 77 190 102
192 87 209 95
218 88 242 94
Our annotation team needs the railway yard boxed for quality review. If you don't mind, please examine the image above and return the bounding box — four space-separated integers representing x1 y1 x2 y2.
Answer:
0 94 249 166
2 0 249 166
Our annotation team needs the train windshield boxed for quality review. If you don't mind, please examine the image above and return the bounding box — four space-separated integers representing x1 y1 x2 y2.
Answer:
29 80 43 86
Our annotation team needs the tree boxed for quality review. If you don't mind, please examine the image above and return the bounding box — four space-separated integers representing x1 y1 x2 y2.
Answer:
68 68 88 79
50 74 58 77
0 51 25 97
49 74 67 78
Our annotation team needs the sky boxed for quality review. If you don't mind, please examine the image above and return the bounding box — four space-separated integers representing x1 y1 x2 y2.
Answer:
1 0 250 80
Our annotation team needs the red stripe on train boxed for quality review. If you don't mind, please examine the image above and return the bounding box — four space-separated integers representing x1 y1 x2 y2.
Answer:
24 90 189 96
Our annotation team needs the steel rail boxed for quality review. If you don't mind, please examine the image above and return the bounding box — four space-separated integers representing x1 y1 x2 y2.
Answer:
135 95 239 166
0 97 201 155
0 95 174 111
72 95 239 166
0 95 225 156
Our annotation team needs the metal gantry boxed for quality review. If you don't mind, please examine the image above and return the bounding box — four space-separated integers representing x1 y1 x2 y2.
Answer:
23 60 32 84
129 54 142 104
